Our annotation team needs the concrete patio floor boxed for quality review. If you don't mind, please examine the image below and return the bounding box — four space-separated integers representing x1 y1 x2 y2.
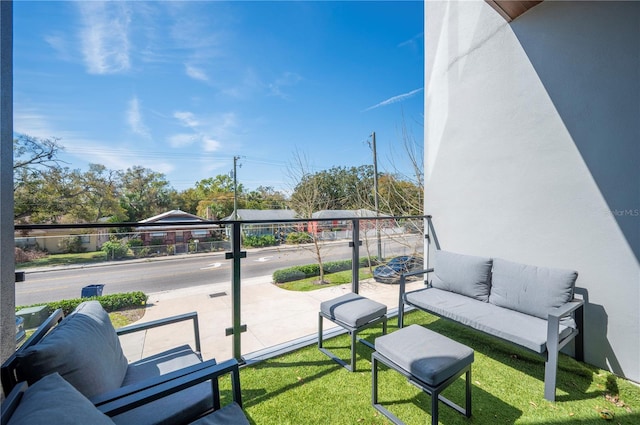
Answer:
119 276 424 362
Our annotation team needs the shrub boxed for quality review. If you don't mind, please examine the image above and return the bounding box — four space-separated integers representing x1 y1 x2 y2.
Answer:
17 291 148 316
15 247 47 263
272 257 380 283
243 234 277 248
126 238 144 247
272 268 307 283
58 236 87 254
149 238 164 246
286 232 313 244
101 239 129 259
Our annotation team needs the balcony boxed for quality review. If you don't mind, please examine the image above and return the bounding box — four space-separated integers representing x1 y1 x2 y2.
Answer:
11 216 640 423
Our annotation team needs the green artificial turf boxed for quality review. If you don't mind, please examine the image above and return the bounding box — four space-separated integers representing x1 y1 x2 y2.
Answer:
227 311 639 424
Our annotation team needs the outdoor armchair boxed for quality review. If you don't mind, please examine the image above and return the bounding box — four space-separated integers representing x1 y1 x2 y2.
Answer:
1 301 214 424
0 359 248 425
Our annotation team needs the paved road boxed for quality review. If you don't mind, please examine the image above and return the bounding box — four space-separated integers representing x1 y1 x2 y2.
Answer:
16 237 421 306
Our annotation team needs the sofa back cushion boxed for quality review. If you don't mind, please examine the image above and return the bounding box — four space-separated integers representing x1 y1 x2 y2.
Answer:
7 373 115 425
489 258 578 319
431 250 493 302
15 301 128 399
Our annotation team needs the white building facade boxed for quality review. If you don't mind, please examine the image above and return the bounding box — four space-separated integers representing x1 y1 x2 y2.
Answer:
424 0 639 382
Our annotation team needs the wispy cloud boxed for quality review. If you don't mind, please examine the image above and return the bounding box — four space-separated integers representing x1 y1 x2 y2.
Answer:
268 72 303 99
364 88 424 111
14 105 173 174
174 111 200 128
185 64 210 82
14 107 76 143
202 138 222 152
168 133 197 148
127 97 150 138
398 32 424 49
77 2 131 74
169 111 237 152
44 33 73 61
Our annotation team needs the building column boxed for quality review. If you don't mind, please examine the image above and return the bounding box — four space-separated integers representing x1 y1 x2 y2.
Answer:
0 0 15 365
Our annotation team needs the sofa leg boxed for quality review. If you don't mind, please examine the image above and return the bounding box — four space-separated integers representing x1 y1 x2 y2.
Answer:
544 351 558 402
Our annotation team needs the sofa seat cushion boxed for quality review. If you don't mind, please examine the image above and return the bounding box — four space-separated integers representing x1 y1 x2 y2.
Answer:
121 345 203 387
110 345 213 425
15 301 128 399
405 288 575 353
190 403 250 425
7 373 115 425
320 293 387 327
431 250 493 302
489 258 578 320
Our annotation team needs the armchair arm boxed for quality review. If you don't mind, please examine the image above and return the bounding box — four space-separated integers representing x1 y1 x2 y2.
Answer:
90 358 217 406
548 299 584 320
398 268 433 328
399 268 433 297
116 311 201 354
1 382 27 425
97 359 242 417
546 298 585 354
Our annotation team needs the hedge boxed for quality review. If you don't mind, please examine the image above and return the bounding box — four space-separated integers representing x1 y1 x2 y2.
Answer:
17 291 148 316
272 257 381 283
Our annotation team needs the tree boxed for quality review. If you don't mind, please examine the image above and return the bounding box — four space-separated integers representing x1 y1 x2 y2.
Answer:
119 166 174 222
377 174 422 216
363 118 424 261
194 175 243 219
287 151 334 283
14 166 74 223
242 186 288 210
290 165 373 212
13 135 65 187
173 187 201 215
383 116 424 215
67 164 125 222
13 135 67 223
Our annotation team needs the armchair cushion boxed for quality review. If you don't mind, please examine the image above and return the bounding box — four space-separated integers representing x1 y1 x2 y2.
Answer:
7 373 114 425
121 345 201 387
430 250 493 302
489 258 578 320
190 403 250 425
15 301 128 399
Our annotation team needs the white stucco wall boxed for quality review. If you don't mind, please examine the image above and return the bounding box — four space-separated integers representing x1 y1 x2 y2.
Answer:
424 1 640 381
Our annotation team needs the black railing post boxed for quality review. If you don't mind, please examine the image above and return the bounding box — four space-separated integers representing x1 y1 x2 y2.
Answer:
225 222 246 362
350 219 361 294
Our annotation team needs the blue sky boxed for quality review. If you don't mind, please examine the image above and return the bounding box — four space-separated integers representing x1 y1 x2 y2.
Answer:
14 1 424 193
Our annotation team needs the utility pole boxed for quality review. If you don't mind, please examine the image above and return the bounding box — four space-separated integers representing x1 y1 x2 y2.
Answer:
371 132 383 260
232 156 240 220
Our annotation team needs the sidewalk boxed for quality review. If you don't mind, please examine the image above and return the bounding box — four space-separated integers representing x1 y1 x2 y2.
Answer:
120 276 424 362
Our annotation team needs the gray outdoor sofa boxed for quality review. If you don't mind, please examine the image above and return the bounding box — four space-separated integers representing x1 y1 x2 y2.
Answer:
1 301 224 424
398 250 584 401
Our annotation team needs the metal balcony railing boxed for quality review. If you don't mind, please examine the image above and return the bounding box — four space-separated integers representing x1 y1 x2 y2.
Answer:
14 214 429 362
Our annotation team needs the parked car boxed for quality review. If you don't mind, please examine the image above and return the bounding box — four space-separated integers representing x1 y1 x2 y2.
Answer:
373 255 424 284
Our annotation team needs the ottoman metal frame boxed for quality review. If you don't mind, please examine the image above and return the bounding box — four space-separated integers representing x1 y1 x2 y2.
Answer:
318 311 387 372
371 323 473 425
372 352 471 425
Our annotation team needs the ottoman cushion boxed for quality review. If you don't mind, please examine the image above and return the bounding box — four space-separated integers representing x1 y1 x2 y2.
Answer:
375 325 474 386
321 293 387 327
